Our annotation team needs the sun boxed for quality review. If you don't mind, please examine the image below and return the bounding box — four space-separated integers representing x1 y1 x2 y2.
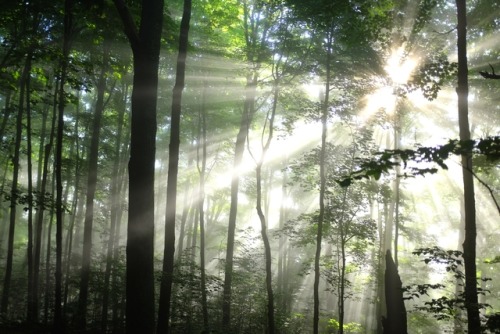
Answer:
384 46 418 85
361 47 418 120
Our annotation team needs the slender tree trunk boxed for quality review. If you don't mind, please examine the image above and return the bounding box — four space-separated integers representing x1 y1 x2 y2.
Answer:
339 238 346 334
76 41 110 329
176 181 192 262
101 84 126 333
277 162 288 312
222 3 272 328
63 98 82 313
253 79 280 334
44 189 55 325
0 91 12 147
313 30 332 334
392 116 401 267
0 50 29 317
197 81 209 332
25 52 35 324
256 162 276 334
455 1 480 332
157 1 191 333
53 1 73 332
33 78 53 324
41 85 59 326
222 75 257 330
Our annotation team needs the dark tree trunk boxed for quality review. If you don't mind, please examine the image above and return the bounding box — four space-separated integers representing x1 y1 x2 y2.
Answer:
113 0 164 332
33 78 55 324
44 193 55 325
382 250 407 334
0 49 29 317
53 1 73 332
157 1 191 333
455 1 481 332
0 91 12 147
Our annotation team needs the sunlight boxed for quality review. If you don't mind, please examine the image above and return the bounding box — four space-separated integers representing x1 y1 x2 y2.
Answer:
384 47 418 85
361 85 398 118
361 47 418 121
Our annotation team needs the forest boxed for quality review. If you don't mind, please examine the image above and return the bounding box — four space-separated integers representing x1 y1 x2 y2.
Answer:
0 0 499 333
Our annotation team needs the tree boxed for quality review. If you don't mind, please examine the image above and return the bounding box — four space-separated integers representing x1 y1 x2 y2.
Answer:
222 1 273 329
53 1 74 332
76 37 110 329
455 0 481 332
382 250 407 334
112 0 164 332
157 0 191 332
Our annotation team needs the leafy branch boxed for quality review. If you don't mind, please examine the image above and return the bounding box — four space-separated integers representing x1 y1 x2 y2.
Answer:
337 136 499 187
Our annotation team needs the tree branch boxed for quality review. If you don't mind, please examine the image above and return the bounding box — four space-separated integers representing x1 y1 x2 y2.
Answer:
479 64 500 80
467 167 500 216
112 0 140 52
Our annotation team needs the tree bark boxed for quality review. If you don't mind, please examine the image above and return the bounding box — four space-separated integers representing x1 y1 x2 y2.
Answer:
53 1 73 332
382 250 407 334
455 1 481 332
157 0 190 333
113 0 164 332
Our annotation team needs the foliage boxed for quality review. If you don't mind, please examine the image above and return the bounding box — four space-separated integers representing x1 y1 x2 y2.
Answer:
0 188 62 212
338 136 500 187
402 55 458 100
327 318 364 333
404 246 492 326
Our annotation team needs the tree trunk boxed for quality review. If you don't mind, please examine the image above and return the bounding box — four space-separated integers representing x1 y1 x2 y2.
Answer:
157 1 191 333
0 49 29 317
222 2 272 328
455 1 480 332
53 1 73 332
0 91 12 148
44 191 55 325
382 250 407 334
113 0 164 332
253 84 279 334
313 30 332 334
197 81 209 332
76 41 109 329
222 74 257 330
277 161 288 312
176 181 192 262
25 52 35 324
101 83 126 333
33 77 55 324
